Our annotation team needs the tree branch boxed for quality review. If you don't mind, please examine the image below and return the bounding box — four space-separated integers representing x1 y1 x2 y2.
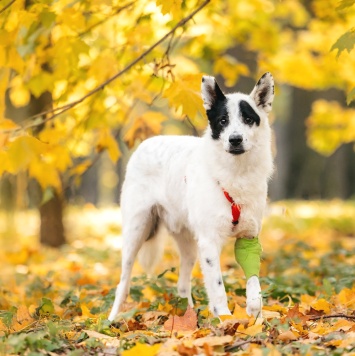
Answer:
78 1 136 38
0 0 16 15
3 0 210 133
309 314 355 321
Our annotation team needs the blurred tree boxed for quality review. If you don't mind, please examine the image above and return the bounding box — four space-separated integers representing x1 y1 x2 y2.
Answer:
1 0 355 245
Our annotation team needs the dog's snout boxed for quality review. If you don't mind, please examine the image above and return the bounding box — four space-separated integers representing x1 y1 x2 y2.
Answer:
229 134 243 147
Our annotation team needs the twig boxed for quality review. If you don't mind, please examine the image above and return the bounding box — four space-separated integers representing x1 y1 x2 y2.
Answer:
0 0 16 15
2 0 211 134
225 337 262 351
78 1 136 37
309 314 355 321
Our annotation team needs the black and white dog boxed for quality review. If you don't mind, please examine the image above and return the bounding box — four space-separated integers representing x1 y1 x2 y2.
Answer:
108 73 274 321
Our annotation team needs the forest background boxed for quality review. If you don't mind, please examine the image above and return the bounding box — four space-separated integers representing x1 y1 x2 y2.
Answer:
0 0 355 355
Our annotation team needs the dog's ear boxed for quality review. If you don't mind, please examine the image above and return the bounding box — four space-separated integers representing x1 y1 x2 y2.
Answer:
201 76 226 111
250 72 274 113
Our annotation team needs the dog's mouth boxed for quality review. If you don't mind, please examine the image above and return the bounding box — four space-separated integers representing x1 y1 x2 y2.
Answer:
228 147 246 155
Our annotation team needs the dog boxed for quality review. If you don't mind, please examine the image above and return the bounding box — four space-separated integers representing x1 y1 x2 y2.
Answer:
108 72 274 321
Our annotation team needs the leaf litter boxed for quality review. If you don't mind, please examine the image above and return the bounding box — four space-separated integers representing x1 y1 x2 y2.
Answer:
0 201 354 355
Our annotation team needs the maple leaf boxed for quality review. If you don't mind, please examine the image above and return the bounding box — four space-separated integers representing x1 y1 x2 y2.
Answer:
164 306 198 332
163 74 205 119
331 28 355 58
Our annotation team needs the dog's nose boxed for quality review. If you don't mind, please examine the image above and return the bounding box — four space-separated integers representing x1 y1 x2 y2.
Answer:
229 134 243 147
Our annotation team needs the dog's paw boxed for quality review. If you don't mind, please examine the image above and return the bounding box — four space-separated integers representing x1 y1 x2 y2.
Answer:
246 276 263 318
246 296 263 317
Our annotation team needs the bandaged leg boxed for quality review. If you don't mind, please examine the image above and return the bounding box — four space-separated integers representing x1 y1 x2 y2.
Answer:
234 237 263 317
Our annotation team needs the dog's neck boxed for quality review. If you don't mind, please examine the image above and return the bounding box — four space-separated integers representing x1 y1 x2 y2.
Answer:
200 132 273 191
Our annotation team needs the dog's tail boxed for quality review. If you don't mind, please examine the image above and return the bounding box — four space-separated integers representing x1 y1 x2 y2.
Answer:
137 224 165 275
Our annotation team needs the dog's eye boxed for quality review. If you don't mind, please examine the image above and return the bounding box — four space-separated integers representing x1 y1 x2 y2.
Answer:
244 117 254 125
219 117 228 126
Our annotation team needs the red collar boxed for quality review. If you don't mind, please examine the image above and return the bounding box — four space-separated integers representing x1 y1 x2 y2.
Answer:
222 189 241 226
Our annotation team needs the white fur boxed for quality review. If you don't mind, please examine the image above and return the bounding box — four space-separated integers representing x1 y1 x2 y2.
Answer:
108 73 274 321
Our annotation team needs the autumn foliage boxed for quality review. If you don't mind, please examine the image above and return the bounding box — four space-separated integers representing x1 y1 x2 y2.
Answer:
1 202 355 354
1 0 355 190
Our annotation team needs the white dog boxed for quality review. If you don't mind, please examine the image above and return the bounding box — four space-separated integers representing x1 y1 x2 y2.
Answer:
108 73 274 321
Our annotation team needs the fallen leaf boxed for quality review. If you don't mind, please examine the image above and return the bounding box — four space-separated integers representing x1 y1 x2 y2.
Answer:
237 323 263 336
122 342 161 356
277 330 299 341
193 335 233 347
177 342 198 356
164 307 197 332
83 330 113 339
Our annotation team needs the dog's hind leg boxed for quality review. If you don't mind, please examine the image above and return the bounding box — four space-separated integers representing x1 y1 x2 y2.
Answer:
197 237 231 316
172 231 197 306
108 205 157 321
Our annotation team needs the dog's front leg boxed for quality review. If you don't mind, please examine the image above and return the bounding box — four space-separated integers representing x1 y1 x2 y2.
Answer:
235 237 263 318
246 275 262 317
197 239 231 317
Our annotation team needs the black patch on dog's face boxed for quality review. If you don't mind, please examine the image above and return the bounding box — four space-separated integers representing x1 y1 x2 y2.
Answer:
204 79 229 140
206 97 229 140
239 100 260 127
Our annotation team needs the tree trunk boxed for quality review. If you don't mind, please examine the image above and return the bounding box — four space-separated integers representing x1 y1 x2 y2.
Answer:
5 89 67 247
39 192 66 247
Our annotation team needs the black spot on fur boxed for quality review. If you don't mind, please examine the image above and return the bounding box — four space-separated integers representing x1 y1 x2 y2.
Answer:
213 306 218 314
206 258 213 267
206 98 228 140
217 279 222 286
204 79 228 140
239 100 260 127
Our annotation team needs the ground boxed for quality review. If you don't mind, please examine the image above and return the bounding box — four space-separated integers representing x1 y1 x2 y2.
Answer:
0 201 355 355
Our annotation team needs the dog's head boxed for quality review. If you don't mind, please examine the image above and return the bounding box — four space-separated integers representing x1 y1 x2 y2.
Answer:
201 73 274 155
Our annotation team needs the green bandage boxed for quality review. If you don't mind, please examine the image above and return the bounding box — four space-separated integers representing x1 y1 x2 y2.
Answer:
234 237 262 280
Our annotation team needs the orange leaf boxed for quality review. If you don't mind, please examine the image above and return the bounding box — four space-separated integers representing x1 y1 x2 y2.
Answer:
164 306 197 332
277 330 299 341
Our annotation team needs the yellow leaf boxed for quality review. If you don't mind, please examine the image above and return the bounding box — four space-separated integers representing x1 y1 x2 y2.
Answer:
7 136 47 173
70 160 92 177
163 271 179 282
219 314 235 322
46 146 72 172
307 100 355 156
311 298 331 314
28 159 61 190
124 111 167 148
0 119 19 130
237 323 263 336
122 343 161 356
277 330 298 341
12 306 35 332
263 304 288 314
233 303 249 319
156 0 182 17
81 304 95 318
164 74 205 119
193 335 233 347
97 129 120 163
213 55 250 87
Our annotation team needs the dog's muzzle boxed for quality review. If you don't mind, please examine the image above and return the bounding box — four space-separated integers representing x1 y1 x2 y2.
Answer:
228 134 245 155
